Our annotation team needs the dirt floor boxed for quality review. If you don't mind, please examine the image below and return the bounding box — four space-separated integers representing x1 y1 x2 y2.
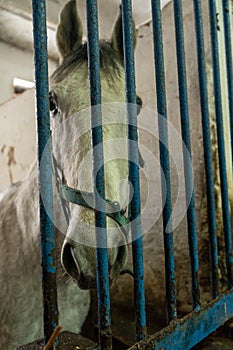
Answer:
17 332 97 350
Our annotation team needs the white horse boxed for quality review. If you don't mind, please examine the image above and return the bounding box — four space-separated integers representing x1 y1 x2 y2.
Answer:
0 0 136 348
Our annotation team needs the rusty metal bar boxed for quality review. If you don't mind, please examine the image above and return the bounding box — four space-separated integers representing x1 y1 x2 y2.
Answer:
173 0 201 310
121 0 147 341
86 0 112 349
151 0 177 322
208 0 233 288
192 0 220 298
32 0 59 347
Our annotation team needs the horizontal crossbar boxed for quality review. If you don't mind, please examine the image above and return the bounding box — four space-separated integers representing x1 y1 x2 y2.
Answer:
128 290 233 349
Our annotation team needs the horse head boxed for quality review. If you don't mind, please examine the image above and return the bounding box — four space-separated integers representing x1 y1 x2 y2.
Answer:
49 0 137 289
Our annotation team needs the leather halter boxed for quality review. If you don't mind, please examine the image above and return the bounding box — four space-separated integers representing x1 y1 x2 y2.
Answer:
52 154 130 235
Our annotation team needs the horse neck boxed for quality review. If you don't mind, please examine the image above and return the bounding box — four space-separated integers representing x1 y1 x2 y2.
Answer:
15 163 39 241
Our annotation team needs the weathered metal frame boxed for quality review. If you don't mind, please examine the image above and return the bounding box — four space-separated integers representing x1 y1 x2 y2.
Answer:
32 0 233 349
126 0 233 348
128 291 233 350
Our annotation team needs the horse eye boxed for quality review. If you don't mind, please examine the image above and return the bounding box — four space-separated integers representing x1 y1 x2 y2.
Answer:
136 95 143 116
49 91 58 116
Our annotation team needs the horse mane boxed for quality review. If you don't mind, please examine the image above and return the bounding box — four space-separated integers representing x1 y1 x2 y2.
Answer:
51 41 123 84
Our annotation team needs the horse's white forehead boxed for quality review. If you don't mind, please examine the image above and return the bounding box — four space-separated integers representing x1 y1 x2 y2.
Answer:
51 61 126 116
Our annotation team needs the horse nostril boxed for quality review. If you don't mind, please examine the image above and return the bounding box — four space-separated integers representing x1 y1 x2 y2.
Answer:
117 245 127 265
109 245 128 282
62 243 80 280
62 243 96 289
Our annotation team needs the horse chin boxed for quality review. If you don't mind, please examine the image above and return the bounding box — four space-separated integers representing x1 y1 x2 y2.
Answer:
61 241 128 290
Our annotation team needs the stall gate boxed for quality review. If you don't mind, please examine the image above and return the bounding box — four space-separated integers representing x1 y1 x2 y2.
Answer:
32 0 233 349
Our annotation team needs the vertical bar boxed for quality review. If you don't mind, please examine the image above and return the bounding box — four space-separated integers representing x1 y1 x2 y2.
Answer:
121 0 147 341
151 0 177 322
192 0 220 298
32 0 58 347
208 0 233 288
222 0 233 161
86 1 112 349
173 0 201 309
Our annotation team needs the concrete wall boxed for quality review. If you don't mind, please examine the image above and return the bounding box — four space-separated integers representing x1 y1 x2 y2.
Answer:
0 41 57 105
0 42 34 105
0 39 56 191
0 88 36 192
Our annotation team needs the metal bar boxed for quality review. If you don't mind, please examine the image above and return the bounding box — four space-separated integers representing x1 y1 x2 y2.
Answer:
192 0 219 298
32 0 59 347
86 1 112 349
222 0 233 162
173 0 200 309
121 0 147 341
127 290 233 350
151 0 177 322
208 0 233 288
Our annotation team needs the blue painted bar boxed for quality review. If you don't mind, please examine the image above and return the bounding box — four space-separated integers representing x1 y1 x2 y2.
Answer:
192 0 219 298
173 0 200 309
151 0 177 322
222 0 233 162
128 290 233 349
208 0 233 288
86 1 112 349
32 0 58 346
121 0 147 341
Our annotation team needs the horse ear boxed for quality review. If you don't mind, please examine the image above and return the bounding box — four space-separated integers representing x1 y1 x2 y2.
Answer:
111 7 137 60
56 0 83 58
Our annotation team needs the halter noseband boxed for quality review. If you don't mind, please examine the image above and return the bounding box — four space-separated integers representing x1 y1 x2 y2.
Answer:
52 154 130 236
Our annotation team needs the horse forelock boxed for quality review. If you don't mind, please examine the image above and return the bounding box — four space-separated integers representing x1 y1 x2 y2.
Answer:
51 41 123 85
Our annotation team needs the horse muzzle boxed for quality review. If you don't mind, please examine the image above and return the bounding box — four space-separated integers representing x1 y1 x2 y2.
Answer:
61 239 128 290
